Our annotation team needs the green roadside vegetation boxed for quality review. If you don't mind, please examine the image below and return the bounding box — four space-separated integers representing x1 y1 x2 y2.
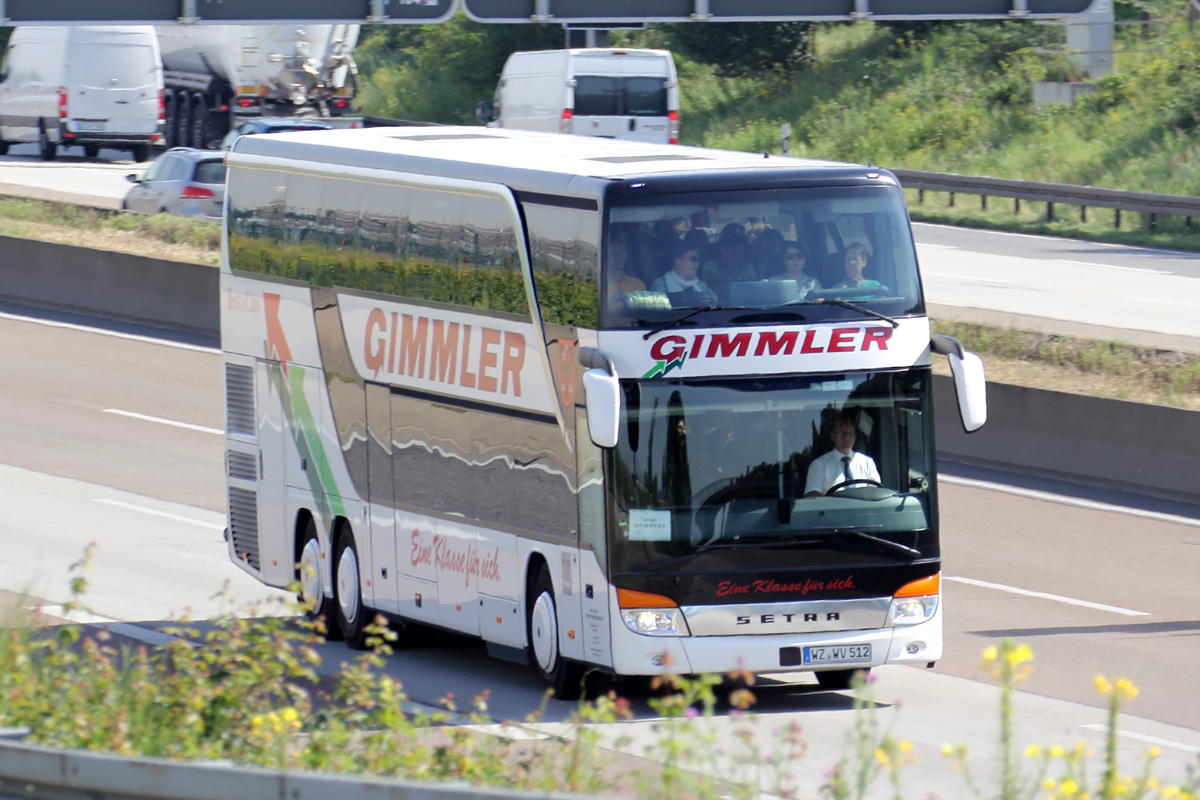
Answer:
1 561 1191 799
0 197 220 264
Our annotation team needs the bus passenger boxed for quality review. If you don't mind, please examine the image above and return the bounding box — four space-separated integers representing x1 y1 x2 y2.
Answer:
701 223 752 300
767 243 821 298
832 242 887 295
651 239 718 307
805 416 881 497
606 237 646 307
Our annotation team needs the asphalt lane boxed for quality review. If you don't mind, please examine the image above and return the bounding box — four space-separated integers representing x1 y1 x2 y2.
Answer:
2 310 1200 794
0 143 141 209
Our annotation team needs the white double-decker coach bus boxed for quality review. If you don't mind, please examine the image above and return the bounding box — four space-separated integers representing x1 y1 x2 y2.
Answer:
220 126 987 698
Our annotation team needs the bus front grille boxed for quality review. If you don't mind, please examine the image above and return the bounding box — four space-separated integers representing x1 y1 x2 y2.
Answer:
228 487 260 570
225 363 255 437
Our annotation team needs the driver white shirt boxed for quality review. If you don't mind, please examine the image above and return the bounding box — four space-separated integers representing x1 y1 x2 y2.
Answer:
805 448 881 496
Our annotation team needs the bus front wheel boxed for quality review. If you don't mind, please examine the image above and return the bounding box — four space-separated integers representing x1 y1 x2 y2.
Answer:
297 518 342 641
815 667 870 690
526 564 585 700
334 525 368 650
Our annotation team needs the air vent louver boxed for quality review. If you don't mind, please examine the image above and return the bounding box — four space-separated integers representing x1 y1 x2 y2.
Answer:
227 450 258 482
225 363 255 437
228 487 260 570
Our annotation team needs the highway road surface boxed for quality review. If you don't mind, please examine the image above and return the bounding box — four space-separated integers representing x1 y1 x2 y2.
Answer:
2 308 1199 796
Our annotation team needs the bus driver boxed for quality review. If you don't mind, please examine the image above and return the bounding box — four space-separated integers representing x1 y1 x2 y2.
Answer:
805 416 881 497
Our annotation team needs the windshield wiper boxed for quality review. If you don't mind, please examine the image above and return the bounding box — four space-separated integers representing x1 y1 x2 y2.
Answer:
729 310 807 324
641 306 719 340
820 529 920 559
790 298 899 328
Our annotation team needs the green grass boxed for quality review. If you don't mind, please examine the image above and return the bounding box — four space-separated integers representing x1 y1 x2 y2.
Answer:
0 197 220 253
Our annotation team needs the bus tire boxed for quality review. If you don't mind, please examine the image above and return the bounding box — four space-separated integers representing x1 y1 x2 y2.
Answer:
815 667 870 690
333 524 368 650
526 563 586 700
297 517 342 641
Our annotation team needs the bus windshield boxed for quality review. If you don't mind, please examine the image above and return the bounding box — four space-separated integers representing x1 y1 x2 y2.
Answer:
603 184 922 329
608 369 935 572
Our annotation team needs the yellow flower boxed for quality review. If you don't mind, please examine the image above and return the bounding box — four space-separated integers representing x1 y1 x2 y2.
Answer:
281 707 298 723
982 646 999 663
1007 644 1033 667
1043 778 1057 791
1148 779 1159 789
1149 746 1161 758
1095 674 1113 695
900 740 913 754
1050 744 1065 758
1025 744 1042 758
941 743 954 757
1114 678 1139 700
1061 778 1078 795
251 715 264 729
874 748 890 766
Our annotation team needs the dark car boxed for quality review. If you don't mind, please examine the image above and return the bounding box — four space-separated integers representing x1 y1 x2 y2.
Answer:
220 118 333 150
122 148 226 219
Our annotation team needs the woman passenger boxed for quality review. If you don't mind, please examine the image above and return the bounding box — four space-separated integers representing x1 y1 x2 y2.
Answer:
651 239 718 307
767 243 821 299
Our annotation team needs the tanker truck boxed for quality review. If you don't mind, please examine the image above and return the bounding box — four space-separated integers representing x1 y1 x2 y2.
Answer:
155 24 359 150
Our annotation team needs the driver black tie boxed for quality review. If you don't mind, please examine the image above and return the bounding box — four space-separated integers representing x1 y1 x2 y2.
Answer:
842 456 852 482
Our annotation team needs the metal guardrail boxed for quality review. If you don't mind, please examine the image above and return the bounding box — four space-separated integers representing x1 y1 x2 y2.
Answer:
0 736 583 800
889 167 1200 228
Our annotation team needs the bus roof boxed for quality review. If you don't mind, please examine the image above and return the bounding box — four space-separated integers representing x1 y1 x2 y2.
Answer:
228 126 885 199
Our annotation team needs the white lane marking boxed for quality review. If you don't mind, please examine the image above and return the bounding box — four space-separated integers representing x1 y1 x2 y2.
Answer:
0 310 219 353
1051 260 1173 274
938 475 1200 530
102 408 224 435
944 576 1149 617
1123 296 1200 309
93 498 226 531
1080 725 1200 754
916 243 960 250
922 271 1012 285
911 221 1200 257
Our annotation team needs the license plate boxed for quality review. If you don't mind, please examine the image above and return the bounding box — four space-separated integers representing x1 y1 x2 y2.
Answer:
76 121 105 132
803 643 871 665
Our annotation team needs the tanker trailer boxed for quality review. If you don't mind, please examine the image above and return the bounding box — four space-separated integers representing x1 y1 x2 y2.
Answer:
155 24 358 149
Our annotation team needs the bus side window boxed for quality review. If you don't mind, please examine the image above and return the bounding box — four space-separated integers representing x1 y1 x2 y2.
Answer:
524 204 600 329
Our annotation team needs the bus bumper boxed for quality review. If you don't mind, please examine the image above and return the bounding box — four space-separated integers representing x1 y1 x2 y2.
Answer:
609 602 942 677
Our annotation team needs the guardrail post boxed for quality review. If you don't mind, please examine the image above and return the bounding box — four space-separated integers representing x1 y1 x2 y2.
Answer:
949 192 955 208
1115 208 1121 228
1014 198 1020 215
1187 216 1192 230
1045 202 1054 222
1149 212 1157 230
1081 205 1087 223
918 189 924 204
981 194 987 211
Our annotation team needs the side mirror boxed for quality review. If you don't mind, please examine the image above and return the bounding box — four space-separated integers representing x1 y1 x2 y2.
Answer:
579 347 620 449
476 100 494 124
126 173 140 184
932 334 987 433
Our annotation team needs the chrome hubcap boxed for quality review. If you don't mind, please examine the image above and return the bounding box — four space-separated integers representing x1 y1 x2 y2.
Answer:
531 591 558 674
299 538 322 612
336 546 360 625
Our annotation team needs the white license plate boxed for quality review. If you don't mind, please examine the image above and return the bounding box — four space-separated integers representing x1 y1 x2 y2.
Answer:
803 643 871 665
76 121 105 132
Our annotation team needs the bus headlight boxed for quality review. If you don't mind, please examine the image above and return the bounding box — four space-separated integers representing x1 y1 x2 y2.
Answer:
621 608 689 636
616 588 689 636
889 573 940 627
888 595 938 626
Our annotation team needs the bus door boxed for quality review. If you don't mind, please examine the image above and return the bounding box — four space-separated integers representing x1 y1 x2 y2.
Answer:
365 383 398 615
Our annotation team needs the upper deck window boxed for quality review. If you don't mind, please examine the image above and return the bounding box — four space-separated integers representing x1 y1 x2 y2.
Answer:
603 184 922 329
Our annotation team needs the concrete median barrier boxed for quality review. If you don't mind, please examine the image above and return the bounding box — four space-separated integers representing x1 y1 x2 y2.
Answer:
0 235 217 337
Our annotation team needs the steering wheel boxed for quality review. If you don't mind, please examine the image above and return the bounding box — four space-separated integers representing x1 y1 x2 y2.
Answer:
827 478 885 495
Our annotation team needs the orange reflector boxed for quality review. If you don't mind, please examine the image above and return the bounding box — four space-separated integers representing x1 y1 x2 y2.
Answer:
894 573 940 598
617 588 677 608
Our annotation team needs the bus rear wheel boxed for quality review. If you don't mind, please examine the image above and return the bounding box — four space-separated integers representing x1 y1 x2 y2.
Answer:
815 667 870 690
526 563 586 700
297 518 342 641
333 525 368 650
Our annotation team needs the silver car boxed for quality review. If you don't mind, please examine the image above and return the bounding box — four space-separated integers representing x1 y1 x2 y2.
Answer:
122 148 226 219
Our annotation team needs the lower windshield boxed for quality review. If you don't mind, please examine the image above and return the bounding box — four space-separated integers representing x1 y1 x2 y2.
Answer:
604 185 922 328
608 369 935 572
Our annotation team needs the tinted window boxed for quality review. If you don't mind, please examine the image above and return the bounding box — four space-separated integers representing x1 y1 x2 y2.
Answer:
192 160 226 184
141 156 174 182
266 125 326 134
624 77 668 116
227 168 529 317
573 76 619 117
525 203 600 328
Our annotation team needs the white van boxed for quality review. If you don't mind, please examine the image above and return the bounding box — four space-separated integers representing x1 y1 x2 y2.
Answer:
0 26 164 162
478 49 678 144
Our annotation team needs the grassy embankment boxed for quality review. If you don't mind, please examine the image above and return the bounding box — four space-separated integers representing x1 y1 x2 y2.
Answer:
635 9 1200 251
